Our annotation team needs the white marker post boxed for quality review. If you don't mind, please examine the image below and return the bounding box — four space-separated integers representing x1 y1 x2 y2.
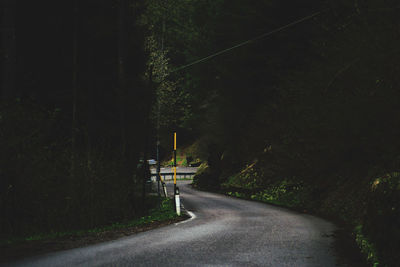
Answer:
175 186 181 216
173 132 180 215
159 173 168 197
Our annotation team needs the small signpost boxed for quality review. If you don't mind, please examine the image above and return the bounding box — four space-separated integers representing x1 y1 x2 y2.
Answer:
156 141 167 198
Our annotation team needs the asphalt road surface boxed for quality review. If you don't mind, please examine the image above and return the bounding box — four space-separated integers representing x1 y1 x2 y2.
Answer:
6 180 341 267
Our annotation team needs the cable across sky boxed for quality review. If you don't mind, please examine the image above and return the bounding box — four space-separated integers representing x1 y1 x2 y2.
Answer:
171 10 325 73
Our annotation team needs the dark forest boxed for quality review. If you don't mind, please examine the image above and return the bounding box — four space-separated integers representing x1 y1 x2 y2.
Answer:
1 0 400 266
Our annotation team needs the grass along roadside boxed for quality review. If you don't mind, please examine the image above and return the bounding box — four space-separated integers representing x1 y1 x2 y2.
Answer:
1 198 188 263
163 143 204 167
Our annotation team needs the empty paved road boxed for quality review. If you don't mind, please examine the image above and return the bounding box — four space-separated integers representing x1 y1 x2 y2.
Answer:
6 181 341 266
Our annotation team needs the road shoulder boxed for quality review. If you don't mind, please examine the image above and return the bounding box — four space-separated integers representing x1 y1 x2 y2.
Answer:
1 212 189 264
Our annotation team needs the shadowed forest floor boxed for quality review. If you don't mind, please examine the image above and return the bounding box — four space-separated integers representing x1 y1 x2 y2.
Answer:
1 214 188 264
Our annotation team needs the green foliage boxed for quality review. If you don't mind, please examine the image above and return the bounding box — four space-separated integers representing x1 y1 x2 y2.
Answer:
2 198 178 246
192 162 220 189
354 225 380 267
222 164 308 208
249 183 306 208
363 172 400 266
221 161 262 190
141 0 202 146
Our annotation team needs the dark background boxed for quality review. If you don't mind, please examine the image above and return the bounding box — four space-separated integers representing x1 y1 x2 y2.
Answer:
1 0 400 265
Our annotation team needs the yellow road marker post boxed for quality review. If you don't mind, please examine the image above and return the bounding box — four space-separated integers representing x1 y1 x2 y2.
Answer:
173 132 180 215
173 132 177 187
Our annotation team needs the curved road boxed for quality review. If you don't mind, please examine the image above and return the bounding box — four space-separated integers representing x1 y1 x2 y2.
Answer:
7 181 341 266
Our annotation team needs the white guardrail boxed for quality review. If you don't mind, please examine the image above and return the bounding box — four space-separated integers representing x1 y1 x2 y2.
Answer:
150 172 196 181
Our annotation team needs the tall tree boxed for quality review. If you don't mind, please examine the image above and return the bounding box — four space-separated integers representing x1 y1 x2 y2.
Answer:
1 0 17 100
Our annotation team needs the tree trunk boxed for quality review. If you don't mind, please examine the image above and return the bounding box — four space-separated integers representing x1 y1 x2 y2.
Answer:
71 0 78 182
1 0 17 101
117 0 127 158
142 67 153 203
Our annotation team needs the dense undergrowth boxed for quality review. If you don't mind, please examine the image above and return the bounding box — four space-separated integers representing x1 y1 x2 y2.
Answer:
0 102 151 242
193 162 400 267
1 197 177 246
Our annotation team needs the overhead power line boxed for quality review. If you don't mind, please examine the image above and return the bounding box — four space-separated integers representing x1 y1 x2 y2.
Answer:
171 10 325 73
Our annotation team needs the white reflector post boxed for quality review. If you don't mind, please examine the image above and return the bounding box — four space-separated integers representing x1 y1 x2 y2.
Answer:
162 182 168 197
175 187 181 216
